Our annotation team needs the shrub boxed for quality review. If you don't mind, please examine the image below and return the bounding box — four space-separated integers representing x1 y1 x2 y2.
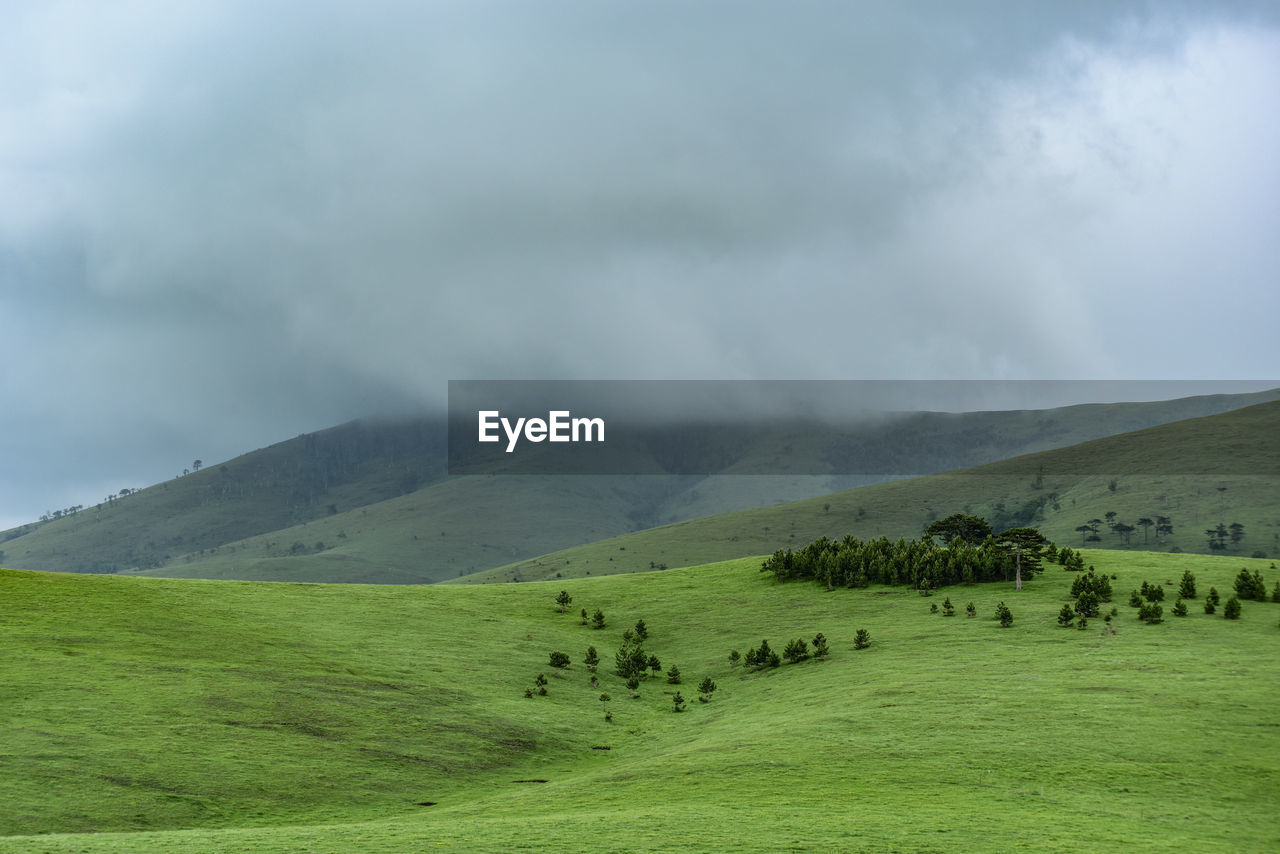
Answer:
729 649 741 667
1171 599 1188 617
1129 590 1143 608
584 646 599 671
995 602 1013 627
548 651 571 670
966 601 976 618
854 629 871 649
673 691 685 713
811 633 829 659
1138 602 1163 624
698 677 717 702
555 590 573 613
942 598 955 616
591 609 606 629
666 664 682 684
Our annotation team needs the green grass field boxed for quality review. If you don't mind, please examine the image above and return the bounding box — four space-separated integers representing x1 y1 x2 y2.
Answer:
3 549 1278 852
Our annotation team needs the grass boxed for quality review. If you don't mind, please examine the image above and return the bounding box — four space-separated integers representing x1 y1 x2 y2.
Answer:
2 548 1278 852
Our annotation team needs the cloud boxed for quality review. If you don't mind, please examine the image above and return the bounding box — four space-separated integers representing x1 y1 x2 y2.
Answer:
1 1 1277 522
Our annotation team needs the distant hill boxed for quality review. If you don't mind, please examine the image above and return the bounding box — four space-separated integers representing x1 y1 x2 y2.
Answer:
2 388 1276 583
458 398 1280 584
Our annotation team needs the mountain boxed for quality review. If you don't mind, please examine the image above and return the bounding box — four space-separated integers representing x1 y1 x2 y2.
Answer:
2 388 1276 583
459 398 1280 583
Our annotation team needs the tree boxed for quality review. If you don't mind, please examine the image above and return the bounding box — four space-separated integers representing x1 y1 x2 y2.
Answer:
811 632 829 659
548 651 570 670
580 607 588 625
729 649 741 667
647 654 662 677
633 619 648 640
942 597 955 617
1137 517 1154 545
966 601 976 618
599 692 611 711
1138 602 1163 624
995 601 1013 627
1207 586 1221 606
783 638 809 664
1172 599 1188 617
1203 598 1216 615
925 513 993 546
854 628 871 649
749 639 773 669
1075 590 1100 618
1272 581 1280 603
666 664 682 684
1057 603 1076 627
555 590 573 613
626 675 640 697
994 527 1048 590
192 459 203 472
592 609 606 630
698 677 717 702
1129 589 1143 608
1178 570 1197 600
672 691 686 713
1223 596 1242 620
584 646 599 671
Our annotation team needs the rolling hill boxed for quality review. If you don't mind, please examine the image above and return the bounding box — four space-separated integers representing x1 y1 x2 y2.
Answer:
460 398 1280 584
1 549 1276 851
3 388 1276 584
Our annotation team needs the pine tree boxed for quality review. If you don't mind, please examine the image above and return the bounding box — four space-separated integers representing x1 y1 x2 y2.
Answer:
966 601 976 618
555 590 573 613
854 629 871 649
647 654 661 677
584 646 599 671
1208 586 1221 606
783 638 809 663
634 619 648 640
626 675 640 697
766 650 781 668
698 677 717 702
1057 603 1076 627
548 651 570 670
1223 596 1242 620
1129 589 1143 608
1178 570 1197 599
580 607 589 626
811 633 829 659
592 608 606 629
995 601 1013 627
942 597 955 616
930 602 939 614
1203 598 1216 615
1076 590 1100 618
729 649 741 667
672 691 685 713
666 664 681 684
1172 599 1188 617
1272 581 1280 603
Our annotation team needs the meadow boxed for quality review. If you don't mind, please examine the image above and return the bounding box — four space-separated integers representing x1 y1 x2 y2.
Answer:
2 548 1277 852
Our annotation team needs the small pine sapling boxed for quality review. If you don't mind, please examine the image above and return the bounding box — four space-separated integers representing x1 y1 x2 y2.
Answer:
1204 598 1216 614
854 628 871 649
555 590 573 613
580 608 588 626
592 609 606 630
783 637 809 663
1057 603 1075 627
1178 570 1197 599
1129 590 1143 608
929 602 939 614
698 677 717 702
1172 599 1188 617
584 646 599 671
548 651 570 670
729 649 741 667
634 619 648 640
942 598 955 616
996 602 1013 627
811 632 829 659
1208 586 1221 606
626 675 640 697
1223 596 1242 620
966 601 976 618
672 691 685 713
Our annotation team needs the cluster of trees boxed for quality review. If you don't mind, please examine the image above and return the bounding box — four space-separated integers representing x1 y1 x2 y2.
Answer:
1206 523 1246 552
1075 514 1173 547
39 504 85 522
739 632 837 670
555 590 607 630
1233 567 1269 601
1069 570 1114 618
762 515 1053 591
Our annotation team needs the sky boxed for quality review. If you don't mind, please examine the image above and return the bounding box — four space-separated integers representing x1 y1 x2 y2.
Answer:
2 1 1278 528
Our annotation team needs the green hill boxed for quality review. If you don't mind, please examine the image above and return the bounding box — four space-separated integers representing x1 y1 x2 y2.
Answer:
1 550 1277 851
4 389 1276 584
462 399 1280 584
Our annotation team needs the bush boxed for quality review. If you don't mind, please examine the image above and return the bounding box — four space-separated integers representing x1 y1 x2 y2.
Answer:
1138 602 1164 624
1129 590 1143 608
548 651 571 670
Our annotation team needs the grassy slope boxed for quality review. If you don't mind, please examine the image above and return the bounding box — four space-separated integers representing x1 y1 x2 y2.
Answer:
6 390 1276 584
461 400 1280 584
2 551 1278 852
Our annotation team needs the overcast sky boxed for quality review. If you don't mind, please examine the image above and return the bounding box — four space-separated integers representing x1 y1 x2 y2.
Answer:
2 1 1278 528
